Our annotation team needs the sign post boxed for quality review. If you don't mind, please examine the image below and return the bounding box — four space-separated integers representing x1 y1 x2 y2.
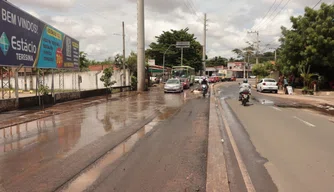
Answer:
176 41 190 66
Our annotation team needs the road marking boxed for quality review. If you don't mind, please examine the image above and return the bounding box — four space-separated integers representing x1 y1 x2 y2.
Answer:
217 100 256 192
271 106 282 111
293 116 316 127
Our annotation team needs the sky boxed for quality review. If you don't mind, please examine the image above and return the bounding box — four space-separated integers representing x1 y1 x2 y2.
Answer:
8 0 334 62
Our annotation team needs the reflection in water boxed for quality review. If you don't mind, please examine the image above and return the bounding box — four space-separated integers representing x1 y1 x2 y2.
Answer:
63 120 158 192
0 90 186 190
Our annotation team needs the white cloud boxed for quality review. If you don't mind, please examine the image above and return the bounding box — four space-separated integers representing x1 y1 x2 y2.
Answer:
7 0 334 62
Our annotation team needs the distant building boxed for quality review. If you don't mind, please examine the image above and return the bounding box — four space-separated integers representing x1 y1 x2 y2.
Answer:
227 62 253 78
205 65 226 76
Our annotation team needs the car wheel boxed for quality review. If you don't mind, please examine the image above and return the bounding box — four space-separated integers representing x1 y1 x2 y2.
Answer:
275 90 278 94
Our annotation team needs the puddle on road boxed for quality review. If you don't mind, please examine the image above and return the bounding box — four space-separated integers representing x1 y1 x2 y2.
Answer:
62 119 160 192
258 99 275 105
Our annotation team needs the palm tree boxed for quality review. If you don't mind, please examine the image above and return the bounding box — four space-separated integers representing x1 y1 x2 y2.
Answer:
299 64 318 88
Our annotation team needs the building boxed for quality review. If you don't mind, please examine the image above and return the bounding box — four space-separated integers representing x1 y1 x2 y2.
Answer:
205 65 226 76
227 62 253 78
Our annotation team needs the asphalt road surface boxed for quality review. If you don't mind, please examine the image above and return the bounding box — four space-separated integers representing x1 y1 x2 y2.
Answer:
216 82 334 192
0 88 209 192
72 96 209 192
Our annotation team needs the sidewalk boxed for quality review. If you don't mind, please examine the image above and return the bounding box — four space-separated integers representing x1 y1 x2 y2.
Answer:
268 89 334 106
0 91 138 129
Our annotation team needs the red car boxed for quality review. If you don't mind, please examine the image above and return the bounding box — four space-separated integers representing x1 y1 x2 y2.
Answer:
231 76 236 81
209 76 218 83
180 78 190 89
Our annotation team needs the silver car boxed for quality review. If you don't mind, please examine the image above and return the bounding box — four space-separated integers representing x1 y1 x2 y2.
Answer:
164 79 183 93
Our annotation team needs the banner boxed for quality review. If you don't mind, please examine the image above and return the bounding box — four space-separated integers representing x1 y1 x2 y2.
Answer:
0 0 79 68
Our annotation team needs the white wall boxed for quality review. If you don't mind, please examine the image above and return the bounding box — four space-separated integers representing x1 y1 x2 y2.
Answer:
8 69 130 91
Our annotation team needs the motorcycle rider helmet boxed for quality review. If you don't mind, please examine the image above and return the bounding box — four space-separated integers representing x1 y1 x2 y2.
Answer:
243 79 248 83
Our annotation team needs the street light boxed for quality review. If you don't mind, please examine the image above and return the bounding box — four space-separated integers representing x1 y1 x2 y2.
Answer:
162 44 175 82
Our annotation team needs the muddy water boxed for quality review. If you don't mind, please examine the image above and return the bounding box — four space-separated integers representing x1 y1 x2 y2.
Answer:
62 119 160 192
0 89 186 189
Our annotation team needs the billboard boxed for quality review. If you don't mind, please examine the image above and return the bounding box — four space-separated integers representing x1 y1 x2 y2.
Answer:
0 0 79 68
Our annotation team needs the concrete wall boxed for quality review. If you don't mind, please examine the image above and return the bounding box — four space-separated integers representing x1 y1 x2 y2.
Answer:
0 99 17 112
0 87 131 113
7 69 130 91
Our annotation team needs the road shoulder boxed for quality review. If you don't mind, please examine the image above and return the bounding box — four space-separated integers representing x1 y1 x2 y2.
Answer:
206 84 230 192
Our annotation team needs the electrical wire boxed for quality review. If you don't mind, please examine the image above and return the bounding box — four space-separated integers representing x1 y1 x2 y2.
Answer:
252 0 278 30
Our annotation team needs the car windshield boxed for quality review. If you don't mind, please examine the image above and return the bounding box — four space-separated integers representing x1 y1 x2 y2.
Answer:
264 79 276 82
166 79 179 84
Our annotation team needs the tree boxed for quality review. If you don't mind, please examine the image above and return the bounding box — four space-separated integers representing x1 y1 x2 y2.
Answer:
252 62 275 78
127 51 137 76
232 46 255 63
100 67 116 100
146 28 203 72
299 64 318 88
206 56 228 67
79 51 89 71
279 3 334 79
114 54 124 68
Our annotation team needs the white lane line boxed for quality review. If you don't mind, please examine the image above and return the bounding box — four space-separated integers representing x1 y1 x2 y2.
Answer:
217 101 256 192
293 116 316 127
271 106 282 111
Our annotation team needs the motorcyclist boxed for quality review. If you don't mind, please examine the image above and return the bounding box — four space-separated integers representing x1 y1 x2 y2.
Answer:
201 77 209 93
239 79 251 101
201 77 209 86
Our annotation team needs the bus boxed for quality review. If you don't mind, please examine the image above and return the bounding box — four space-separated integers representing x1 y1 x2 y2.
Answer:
172 66 196 85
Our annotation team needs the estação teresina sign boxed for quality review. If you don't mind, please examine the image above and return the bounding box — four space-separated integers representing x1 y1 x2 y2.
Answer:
0 0 79 68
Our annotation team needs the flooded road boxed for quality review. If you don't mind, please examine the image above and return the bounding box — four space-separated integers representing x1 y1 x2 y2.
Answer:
0 88 191 192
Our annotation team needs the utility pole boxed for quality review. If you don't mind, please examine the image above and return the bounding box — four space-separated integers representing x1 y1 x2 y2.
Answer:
137 0 145 91
181 47 183 66
202 13 207 76
163 44 175 82
122 21 126 86
269 48 277 62
248 31 260 64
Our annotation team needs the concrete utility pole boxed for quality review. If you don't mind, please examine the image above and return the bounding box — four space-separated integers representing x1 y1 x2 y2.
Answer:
202 13 207 76
181 47 184 66
269 48 277 62
163 44 175 82
248 31 260 64
137 0 145 91
122 21 126 86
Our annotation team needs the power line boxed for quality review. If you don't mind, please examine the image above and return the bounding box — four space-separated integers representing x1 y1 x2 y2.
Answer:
268 0 292 25
254 0 286 30
252 0 278 30
182 0 201 21
312 0 322 9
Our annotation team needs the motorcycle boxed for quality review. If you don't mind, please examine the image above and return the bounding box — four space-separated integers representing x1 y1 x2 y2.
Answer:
240 90 250 106
202 84 208 97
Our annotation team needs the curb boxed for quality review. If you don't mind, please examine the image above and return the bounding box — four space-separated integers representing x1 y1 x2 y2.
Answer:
206 84 230 192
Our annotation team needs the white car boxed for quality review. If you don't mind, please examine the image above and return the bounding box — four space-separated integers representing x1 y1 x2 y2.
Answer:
164 79 184 93
257 78 278 93
194 76 203 84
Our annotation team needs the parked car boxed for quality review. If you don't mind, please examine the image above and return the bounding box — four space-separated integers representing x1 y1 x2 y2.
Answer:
194 76 202 83
257 78 278 93
180 78 190 89
208 76 216 83
231 76 236 81
164 79 183 93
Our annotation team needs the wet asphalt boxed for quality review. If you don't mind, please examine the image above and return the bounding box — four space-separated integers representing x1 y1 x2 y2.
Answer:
0 87 209 192
216 82 334 192
78 96 209 192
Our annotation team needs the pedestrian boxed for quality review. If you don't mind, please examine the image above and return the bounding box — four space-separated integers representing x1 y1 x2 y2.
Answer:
283 76 289 94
